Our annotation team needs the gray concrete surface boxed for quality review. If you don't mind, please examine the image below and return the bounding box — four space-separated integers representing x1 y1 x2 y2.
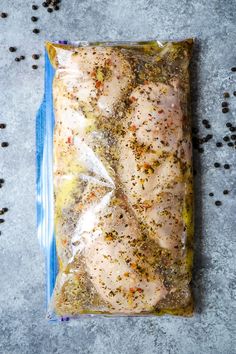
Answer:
0 0 236 353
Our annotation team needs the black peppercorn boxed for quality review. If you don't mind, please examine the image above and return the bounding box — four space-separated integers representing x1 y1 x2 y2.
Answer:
0 219 4 223
1 142 9 147
1 12 8 18
209 192 214 197
205 124 211 129
223 92 230 98
47 8 53 12
42 2 49 7
206 134 213 141
15 57 20 62
228 142 234 147
0 179 4 184
32 65 38 70
0 124 6 129
223 136 229 142
224 164 230 169
221 102 228 107
33 28 40 34
231 135 236 140
215 200 222 206
202 119 208 125
223 190 229 195
32 5 39 10
231 67 236 72
32 54 40 60
216 142 223 147
192 127 198 134
233 91 236 96
230 127 236 132
222 107 229 113
214 162 220 168
2 208 8 213
54 5 60 10
31 16 38 22
9 47 16 52
226 122 232 128
20 55 25 60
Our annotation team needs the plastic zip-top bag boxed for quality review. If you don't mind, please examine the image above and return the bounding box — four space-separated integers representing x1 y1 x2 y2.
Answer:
36 39 194 321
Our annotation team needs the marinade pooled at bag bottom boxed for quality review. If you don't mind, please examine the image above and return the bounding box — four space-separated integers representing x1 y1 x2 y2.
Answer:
47 40 194 316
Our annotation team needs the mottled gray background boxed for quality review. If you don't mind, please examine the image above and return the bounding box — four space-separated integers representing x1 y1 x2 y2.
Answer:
0 0 236 353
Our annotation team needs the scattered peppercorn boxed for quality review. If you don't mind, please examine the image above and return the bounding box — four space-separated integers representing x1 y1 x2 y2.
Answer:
31 16 38 22
0 179 4 184
231 67 236 72
2 208 8 213
9 47 16 52
222 107 229 113
32 5 39 10
224 92 230 98
0 219 4 223
230 127 236 132
15 57 20 62
32 65 38 70
226 122 232 128
221 102 228 107
223 190 229 195
32 54 40 60
216 142 223 147
223 136 229 142
1 12 8 18
224 164 230 169
33 28 40 34
54 5 60 10
42 2 49 7
20 55 25 60
206 134 213 141
1 142 9 147
202 119 208 125
228 142 234 147
47 8 53 12
205 123 211 129
215 200 222 206
209 192 214 197
233 91 236 96
214 162 220 168
231 135 236 140
0 124 6 129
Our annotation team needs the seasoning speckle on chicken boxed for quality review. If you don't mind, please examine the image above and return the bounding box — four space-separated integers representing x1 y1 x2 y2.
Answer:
46 39 194 318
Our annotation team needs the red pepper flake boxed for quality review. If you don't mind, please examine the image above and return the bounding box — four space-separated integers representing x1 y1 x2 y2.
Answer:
129 125 137 132
105 58 112 66
67 136 72 144
137 288 143 293
129 96 137 103
129 287 136 293
95 81 103 89
158 109 164 114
